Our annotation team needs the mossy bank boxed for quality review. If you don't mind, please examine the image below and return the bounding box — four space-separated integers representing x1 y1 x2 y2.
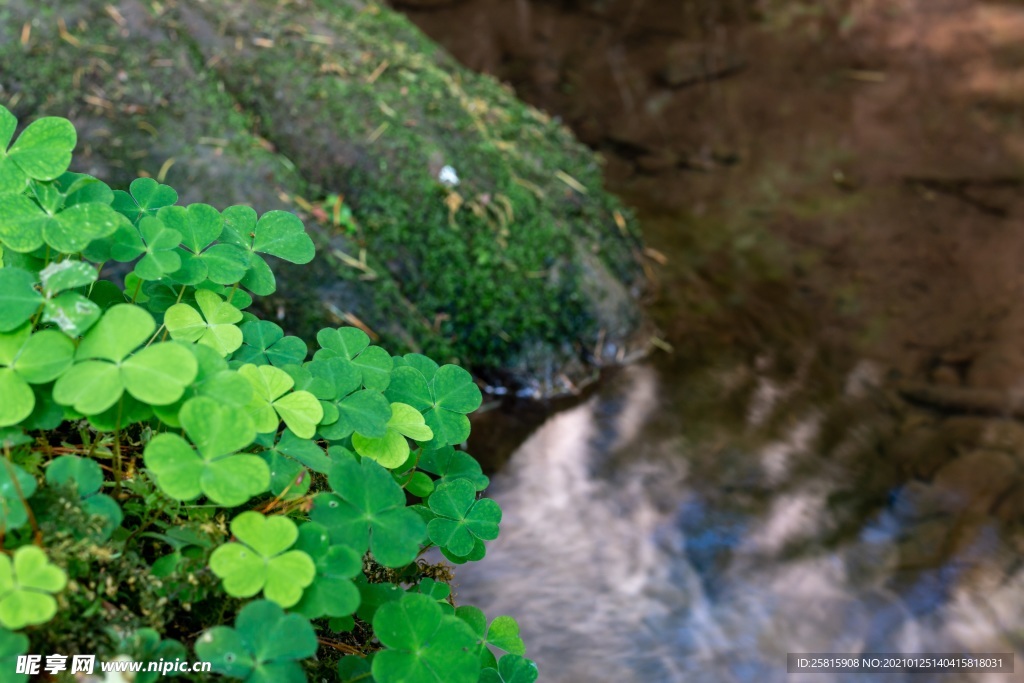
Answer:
0 0 649 396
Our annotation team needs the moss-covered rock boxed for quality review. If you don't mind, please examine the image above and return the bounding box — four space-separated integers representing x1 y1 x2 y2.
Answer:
0 0 648 395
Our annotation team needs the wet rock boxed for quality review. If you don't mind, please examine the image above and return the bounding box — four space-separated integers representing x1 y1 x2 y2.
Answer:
993 483 1024 523
930 364 960 386
886 423 954 479
939 416 1024 466
931 449 1019 515
635 151 679 175
966 347 1024 392
0 0 648 397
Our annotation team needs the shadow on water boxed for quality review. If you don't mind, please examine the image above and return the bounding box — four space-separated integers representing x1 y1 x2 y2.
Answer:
461 352 1024 682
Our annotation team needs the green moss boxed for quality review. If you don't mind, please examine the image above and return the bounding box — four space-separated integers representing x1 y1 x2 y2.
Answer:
185 0 642 373
1 0 645 385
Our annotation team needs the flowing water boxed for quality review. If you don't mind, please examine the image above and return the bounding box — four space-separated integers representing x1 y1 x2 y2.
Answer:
459 352 1024 682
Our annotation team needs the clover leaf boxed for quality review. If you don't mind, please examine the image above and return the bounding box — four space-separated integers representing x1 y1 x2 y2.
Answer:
415 578 453 613
310 452 425 567
45 455 123 541
0 190 121 254
291 521 362 619
259 430 331 498
0 462 36 533
337 657 372 683
165 289 244 356
232 320 307 367
384 365 433 411
209 511 315 608
125 628 188 683
353 402 433 468
238 364 323 438
480 655 540 683
314 327 393 391
418 446 490 492
0 628 28 683
0 107 76 196
0 546 67 630
371 592 480 683
37 259 102 336
196 600 317 683
427 479 501 558
455 605 526 668
40 291 101 337
424 365 482 447
440 538 487 566
111 177 178 225
38 259 96 295
52 304 198 415
0 268 42 333
0 325 73 426
152 343 253 427
222 205 316 295
308 356 391 441
157 203 249 285
387 363 482 448
133 216 183 280
143 396 268 506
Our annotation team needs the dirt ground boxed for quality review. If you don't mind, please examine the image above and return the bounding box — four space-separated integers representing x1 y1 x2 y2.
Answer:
399 0 1024 399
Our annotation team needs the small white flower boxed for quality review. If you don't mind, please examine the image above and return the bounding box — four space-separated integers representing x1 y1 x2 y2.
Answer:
438 165 460 187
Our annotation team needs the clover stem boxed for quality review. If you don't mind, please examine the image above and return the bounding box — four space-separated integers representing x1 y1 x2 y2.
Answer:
160 287 187 343
316 638 364 656
226 282 240 306
145 323 166 348
130 276 143 303
399 450 422 489
112 397 124 496
28 301 45 330
1 458 42 547
89 260 105 294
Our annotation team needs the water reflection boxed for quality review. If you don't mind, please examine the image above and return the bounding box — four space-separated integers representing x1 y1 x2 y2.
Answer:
454 363 1023 683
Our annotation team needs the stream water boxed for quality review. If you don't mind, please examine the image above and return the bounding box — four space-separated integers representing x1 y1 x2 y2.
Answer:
394 1 1024 680
459 351 1023 682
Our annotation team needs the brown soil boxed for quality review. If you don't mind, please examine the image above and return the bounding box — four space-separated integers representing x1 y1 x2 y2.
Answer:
398 0 1024 397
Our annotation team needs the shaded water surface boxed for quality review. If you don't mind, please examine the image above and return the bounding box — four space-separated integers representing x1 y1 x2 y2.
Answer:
460 356 1024 682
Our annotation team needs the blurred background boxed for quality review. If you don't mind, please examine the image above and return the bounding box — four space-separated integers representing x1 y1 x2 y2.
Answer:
398 1 1024 681
6 0 1024 680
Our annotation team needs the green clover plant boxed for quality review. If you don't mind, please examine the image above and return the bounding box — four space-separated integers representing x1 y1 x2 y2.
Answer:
0 108 75 195
196 600 318 683
165 289 244 356
353 402 433 467
481 655 540 683
238 363 323 438
209 511 315 608
0 462 36 533
0 546 67 630
44 455 122 541
0 105 535 682
52 304 198 415
311 452 425 567
427 478 502 558
143 397 267 506
372 592 480 683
